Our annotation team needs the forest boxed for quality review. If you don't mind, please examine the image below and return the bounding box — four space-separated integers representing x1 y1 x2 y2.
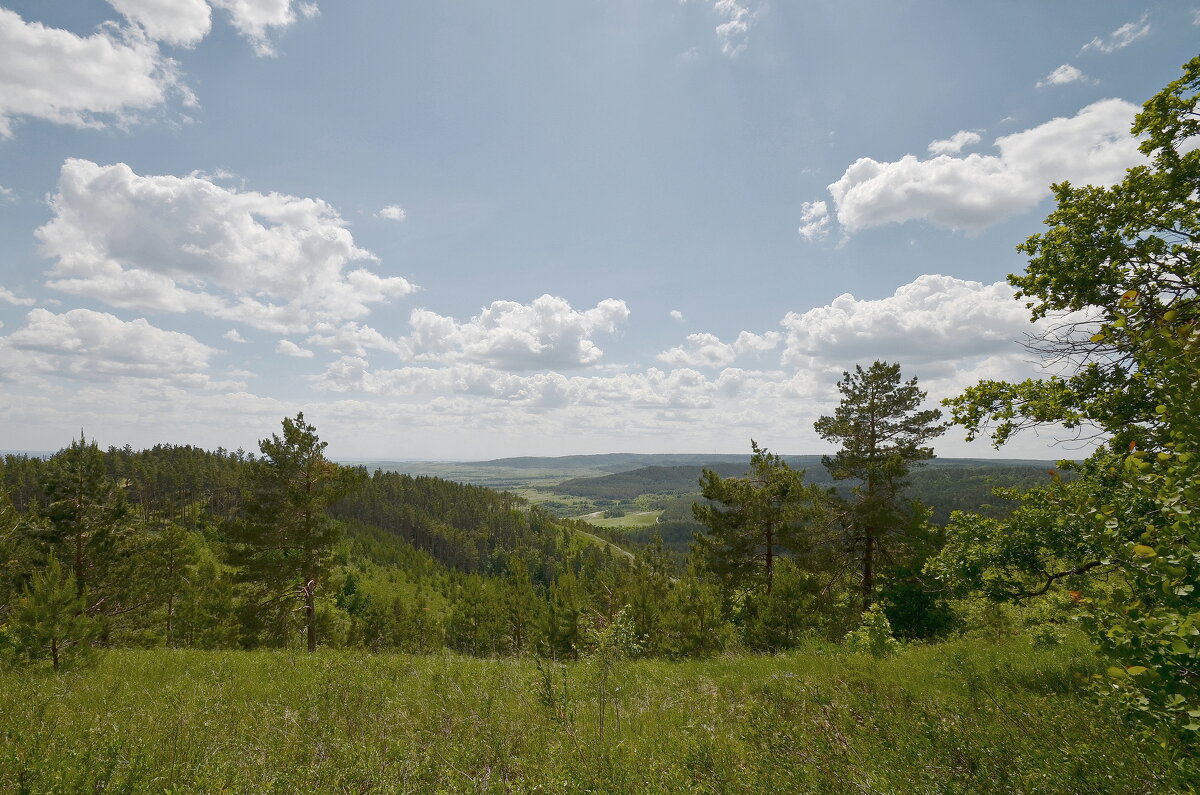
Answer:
0 55 1198 795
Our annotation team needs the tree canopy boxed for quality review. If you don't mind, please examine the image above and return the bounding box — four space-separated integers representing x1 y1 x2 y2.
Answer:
934 57 1200 742
815 361 945 610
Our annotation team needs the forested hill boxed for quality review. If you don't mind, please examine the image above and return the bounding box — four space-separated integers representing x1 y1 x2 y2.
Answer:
0 442 641 655
468 453 1059 474
555 458 1065 512
466 453 754 472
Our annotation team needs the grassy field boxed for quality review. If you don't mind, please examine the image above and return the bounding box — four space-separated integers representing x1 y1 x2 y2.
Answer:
0 637 1190 794
573 510 662 529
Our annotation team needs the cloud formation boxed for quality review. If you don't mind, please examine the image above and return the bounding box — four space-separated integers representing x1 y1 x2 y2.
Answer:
1037 64 1086 88
307 321 403 356
276 339 314 358
106 0 213 47
377 205 407 221
820 99 1142 234
400 295 630 371
211 0 318 56
780 274 1034 369
107 0 318 55
1081 13 1151 53
658 331 781 368
713 0 752 57
797 201 830 242
0 9 187 138
927 130 981 156
0 308 215 383
0 287 35 306
37 159 415 333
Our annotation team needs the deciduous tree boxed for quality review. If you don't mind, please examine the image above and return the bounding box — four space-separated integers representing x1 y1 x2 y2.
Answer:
934 59 1200 741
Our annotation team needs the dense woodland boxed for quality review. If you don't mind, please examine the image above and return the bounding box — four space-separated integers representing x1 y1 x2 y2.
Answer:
1 57 1199 785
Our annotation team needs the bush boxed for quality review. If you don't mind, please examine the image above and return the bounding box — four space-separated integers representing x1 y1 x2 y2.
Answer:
845 604 901 657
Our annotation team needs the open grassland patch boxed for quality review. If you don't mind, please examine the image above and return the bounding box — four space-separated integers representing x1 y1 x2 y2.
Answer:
573 510 663 529
0 638 1189 793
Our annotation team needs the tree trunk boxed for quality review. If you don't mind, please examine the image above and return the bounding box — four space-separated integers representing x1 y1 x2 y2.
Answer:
863 470 876 612
305 580 317 652
51 638 60 672
764 523 775 595
862 528 874 612
166 593 174 647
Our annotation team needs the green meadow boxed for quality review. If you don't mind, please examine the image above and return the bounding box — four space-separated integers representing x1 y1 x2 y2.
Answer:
0 636 1187 794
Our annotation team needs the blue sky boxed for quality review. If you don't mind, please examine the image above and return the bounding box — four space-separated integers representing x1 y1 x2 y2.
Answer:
0 0 1195 459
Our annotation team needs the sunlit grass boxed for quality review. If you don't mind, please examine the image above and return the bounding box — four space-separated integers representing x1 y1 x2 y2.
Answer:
0 636 1186 793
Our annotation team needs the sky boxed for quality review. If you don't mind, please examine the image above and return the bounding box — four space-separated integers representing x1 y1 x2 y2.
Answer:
0 1 1195 461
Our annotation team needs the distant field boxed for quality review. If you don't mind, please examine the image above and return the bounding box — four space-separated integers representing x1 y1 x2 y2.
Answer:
0 640 1185 793
346 461 610 490
341 456 1073 531
572 510 662 529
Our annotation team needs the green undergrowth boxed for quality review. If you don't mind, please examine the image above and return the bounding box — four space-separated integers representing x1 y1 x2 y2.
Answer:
0 636 1190 793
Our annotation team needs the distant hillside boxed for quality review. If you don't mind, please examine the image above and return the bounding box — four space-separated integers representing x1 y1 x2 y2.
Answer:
552 458 1064 503
353 453 1071 480
465 453 754 473
566 459 1067 556
556 463 755 499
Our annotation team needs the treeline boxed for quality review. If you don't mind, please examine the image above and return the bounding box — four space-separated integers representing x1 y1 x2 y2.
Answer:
0 425 757 665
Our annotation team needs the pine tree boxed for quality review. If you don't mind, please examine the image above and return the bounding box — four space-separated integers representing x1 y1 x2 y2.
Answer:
661 563 732 657
229 413 362 652
143 522 199 646
814 362 946 611
0 484 33 620
503 560 541 655
693 441 826 596
544 570 584 658
40 434 129 605
13 556 99 671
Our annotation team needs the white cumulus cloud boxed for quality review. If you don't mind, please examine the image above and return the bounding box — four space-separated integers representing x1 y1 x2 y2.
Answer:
211 0 317 56
377 204 407 221
0 308 215 383
307 321 403 356
780 274 1035 369
295 272 1084 458
223 328 248 343
400 295 630 371
822 99 1142 234
36 159 416 333
0 287 35 306
669 309 685 322
713 0 752 57
1037 64 1087 88
106 0 213 47
797 201 830 242
927 130 981 156
1081 13 1151 53
276 339 314 358
658 330 780 368
0 9 187 138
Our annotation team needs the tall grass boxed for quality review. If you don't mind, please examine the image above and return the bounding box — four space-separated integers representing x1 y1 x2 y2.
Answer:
0 636 1187 793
